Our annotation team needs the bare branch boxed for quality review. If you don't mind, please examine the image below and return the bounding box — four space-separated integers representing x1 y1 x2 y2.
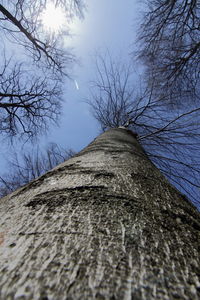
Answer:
0 1 85 76
0 59 62 139
136 0 200 104
0 1 85 140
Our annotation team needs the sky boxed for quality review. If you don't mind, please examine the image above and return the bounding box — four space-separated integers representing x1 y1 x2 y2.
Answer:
43 0 140 150
0 0 141 171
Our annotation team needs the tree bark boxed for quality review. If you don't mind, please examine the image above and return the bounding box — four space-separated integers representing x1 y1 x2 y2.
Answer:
0 128 199 300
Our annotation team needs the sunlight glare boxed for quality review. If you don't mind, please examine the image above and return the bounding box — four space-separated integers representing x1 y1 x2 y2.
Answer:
41 3 66 32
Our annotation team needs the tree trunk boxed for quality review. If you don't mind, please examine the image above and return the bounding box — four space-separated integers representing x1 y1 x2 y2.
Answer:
0 128 199 300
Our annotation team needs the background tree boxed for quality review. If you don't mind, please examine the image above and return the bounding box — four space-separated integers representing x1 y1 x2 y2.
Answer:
0 143 75 197
137 0 200 105
88 53 200 207
0 0 84 139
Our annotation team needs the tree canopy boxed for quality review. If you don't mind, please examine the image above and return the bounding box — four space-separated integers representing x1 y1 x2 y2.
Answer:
88 53 200 206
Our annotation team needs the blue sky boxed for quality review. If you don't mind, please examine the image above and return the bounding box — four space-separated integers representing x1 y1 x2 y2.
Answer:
44 0 140 150
0 0 140 171
43 0 140 146
6 1 141 157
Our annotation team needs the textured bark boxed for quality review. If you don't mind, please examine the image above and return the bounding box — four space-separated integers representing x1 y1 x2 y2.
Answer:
0 128 199 300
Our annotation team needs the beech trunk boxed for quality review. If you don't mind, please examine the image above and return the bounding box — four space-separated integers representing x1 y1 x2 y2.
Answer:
0 128 199 300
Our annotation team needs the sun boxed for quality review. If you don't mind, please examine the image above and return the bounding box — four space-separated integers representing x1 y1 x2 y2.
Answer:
41 3 66 32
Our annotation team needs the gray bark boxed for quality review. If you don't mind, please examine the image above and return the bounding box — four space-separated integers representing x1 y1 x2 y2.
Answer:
0 128 199 300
